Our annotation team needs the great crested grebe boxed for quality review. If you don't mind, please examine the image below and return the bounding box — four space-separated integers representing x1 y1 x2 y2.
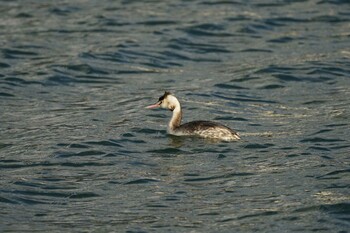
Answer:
146 92 240 141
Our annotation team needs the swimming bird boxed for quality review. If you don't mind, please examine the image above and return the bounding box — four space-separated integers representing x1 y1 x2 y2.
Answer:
146 91 240 141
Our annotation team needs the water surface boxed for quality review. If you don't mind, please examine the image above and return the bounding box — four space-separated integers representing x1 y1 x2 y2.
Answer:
1 0 349 232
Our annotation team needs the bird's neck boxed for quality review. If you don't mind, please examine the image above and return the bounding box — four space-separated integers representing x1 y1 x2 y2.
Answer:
168 101 182 133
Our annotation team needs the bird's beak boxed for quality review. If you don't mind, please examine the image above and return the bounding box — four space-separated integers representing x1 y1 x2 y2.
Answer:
146 102 161 109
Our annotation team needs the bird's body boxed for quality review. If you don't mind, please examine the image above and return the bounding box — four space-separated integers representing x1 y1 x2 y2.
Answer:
146 92 240 141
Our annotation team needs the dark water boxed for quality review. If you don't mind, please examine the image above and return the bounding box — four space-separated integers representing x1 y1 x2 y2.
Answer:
1 0 349 232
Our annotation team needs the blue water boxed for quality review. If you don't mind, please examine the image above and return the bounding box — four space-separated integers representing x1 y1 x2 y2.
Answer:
1 0 349 232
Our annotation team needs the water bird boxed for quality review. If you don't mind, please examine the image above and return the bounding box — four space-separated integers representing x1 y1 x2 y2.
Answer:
146 91 240 141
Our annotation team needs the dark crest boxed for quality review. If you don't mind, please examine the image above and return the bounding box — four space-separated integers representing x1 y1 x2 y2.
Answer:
158 91 171 101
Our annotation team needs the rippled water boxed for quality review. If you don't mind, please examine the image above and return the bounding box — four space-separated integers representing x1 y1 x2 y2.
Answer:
1 0 349 232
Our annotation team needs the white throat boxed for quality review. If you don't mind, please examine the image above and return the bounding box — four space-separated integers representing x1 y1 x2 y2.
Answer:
167 96 182 133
